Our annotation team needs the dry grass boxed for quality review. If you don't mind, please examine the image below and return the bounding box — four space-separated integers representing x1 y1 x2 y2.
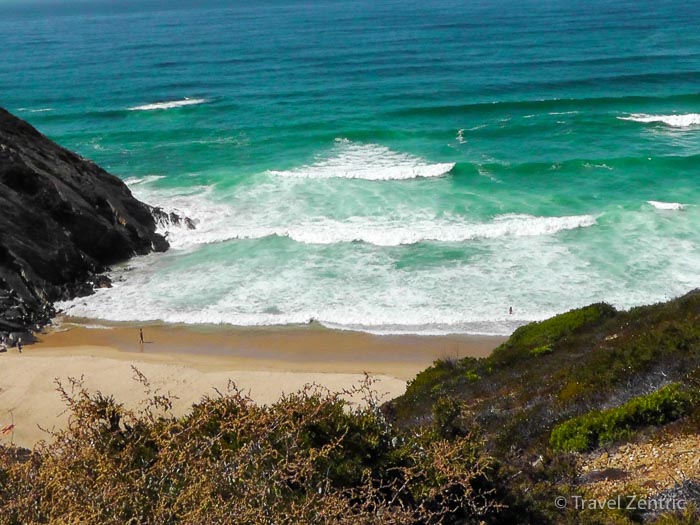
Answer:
0 369 501 524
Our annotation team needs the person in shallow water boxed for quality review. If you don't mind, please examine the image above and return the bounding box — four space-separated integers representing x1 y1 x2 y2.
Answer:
509 306 513 315
139 328 144 344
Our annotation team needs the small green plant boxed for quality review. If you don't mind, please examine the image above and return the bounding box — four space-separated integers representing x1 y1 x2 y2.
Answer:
550 383 695 452
465 369 481 381
530 344 554 357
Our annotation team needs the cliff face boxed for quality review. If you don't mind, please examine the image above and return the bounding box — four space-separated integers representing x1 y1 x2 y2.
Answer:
0 107 168 340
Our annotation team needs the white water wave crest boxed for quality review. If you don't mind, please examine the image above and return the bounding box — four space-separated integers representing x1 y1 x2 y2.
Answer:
17 107 53 113
280 214 596 246
137 192 597 249
647 200 685 210
618 113 700 128
128 98 208 111
124 175 167 186
54 202 700 337
267 139 455 180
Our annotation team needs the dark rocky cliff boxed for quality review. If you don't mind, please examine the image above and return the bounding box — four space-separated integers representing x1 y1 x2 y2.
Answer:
0 107 168 342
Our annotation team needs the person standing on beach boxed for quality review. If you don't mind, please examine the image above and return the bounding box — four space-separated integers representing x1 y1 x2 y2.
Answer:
139 328 144 344
17 338 22 353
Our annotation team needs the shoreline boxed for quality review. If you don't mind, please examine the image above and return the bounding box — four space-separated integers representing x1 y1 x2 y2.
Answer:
0 316 506 449
34 316 506 379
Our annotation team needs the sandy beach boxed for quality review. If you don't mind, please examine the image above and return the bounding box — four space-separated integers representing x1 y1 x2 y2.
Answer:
0 318 505 449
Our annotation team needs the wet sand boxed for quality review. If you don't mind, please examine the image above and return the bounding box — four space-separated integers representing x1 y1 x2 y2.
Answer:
34 317 505 379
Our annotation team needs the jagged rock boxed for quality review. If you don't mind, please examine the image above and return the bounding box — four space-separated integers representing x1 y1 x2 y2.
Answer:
93 275 112 289
0 107 168 338
150 206 197 230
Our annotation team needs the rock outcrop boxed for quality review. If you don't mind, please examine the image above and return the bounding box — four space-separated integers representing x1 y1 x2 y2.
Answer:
150 206 197 231
0 107 168 342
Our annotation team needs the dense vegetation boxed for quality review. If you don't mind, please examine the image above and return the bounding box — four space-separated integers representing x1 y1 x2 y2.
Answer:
550 383 696 452
1 291 699 523
386 290 700 523
0 374 520 525
389 291 700 453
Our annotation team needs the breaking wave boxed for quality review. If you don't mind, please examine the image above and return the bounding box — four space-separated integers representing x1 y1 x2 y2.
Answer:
140 190 597 249
618 113 700 128
267 139 455 180
647 200 685 210
128 98 208 111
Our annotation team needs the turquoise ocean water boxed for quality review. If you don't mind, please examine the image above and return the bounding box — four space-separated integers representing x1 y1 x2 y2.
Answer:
2 0 699 335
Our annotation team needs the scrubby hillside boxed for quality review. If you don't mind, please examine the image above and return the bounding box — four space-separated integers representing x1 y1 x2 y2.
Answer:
1 292 699 524
389 291 700 449
386 290 700 523
0 376 519 525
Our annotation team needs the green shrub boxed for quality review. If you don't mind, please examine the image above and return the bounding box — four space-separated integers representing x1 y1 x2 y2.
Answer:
550 384 695 452
490 303 616 366
465 369 481 381
530 344 554 357
509 303 615 349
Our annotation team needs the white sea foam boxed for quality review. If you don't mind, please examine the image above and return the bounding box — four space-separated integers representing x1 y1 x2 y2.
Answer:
156 207 588 250
128 98 208 111
17 107 53 113
618 113 700 128
582 162 613 170
267 140 455 180
127 172 597 250
51 231 624 337
124 175 166 186
279 214 596 246
647 200 685 210
56 295 525 336
78 151 700 337
141 192 597 250
55 207 700 338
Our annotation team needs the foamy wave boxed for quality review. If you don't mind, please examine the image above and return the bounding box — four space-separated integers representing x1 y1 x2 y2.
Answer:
149 205 596 249
128 98 208 111
647 200 685 210
124 175 166 186
56 298 525 336
618 113 700 128
321 320 520 336
267 140 455 180
286 214 596 246
583 162 613 170
17 107 53 113
81 324 114 330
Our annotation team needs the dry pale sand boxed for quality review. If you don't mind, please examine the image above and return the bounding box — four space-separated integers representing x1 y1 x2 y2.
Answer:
0 319 505 449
